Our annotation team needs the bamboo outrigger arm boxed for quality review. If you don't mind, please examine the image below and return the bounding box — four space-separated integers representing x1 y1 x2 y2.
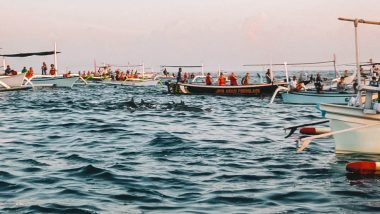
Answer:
338 17 380 26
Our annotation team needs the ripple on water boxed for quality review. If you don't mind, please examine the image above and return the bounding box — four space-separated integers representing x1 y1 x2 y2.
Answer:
0 84 375 213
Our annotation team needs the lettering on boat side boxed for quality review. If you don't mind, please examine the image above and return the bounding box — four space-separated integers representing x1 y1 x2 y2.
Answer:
215 88 260 94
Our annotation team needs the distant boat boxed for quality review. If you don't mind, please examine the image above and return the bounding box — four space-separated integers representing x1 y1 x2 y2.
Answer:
96 63 159 87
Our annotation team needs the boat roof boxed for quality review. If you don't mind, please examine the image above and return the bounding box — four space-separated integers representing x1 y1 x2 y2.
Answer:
0 51 60 57
243 60 334 67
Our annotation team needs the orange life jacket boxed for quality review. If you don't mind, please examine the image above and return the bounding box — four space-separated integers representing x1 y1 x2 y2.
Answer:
218 76 225 86
50 68 56 75
26 69 34 79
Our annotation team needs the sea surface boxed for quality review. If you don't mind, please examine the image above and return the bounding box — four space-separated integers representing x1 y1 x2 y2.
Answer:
1 83 380 214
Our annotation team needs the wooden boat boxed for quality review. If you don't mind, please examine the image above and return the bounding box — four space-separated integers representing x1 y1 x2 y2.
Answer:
297 17 380 154
0 73 28 91
167 82 288 96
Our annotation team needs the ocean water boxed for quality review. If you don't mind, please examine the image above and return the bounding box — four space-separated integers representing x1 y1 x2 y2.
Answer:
0 84 380 214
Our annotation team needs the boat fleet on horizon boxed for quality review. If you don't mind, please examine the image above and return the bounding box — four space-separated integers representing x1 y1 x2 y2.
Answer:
1 17 380 160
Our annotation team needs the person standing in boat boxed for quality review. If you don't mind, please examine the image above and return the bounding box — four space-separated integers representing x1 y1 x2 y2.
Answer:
176 68 182 83
228 72 238 86
163 68 168 77
218 72 226 86
41 62 47 75
241 72 250 85
265 69 272 84
314 73 323 93
49 64 57 76
205 73 212 85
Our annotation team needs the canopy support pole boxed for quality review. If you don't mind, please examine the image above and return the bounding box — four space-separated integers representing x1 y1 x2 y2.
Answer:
284 62 289 88
2 58 5 72
54 42 58 74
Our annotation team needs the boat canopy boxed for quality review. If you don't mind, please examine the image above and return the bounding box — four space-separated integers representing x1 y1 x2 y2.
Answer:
243 60 334 67
0 51 61 58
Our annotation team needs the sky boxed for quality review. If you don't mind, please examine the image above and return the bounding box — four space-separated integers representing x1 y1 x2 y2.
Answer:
1 0 380 73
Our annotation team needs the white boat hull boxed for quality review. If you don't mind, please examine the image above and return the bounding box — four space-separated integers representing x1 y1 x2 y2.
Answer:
27 75 79 88
281 91 354 105
320 104 380 154
0 74 26 89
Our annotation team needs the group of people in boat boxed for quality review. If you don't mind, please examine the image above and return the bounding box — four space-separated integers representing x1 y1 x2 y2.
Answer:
77 68 146 81
289 73 330 93
174 67 278 86
3 62 57 78
204 72 251 86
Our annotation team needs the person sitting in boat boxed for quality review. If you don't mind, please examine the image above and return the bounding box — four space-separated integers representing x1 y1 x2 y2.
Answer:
119 72 125 81
49 64 57 75
190 73 195 80
26 67 34 79
265 69 272 84
343 70 349 78
41 62 47 75
63 71 71 78
21 66 28 73
337 77 346 93
133 70 138 78
4 65 12 75
205 73 212 85
176 68 183 83
228 72 238 86
241 72 250 85
314 73 323 93
369 76 379 87
289 76 298 91
218 73 226 86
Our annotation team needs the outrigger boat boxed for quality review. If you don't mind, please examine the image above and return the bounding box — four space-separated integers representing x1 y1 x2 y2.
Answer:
269 59 358 105
101 63 159 86
166 65 288 96
1 44 79 89
298 17 380 154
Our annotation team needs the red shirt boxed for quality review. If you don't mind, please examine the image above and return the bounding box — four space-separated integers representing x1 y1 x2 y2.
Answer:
206 75 212 85
229 75 238 86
